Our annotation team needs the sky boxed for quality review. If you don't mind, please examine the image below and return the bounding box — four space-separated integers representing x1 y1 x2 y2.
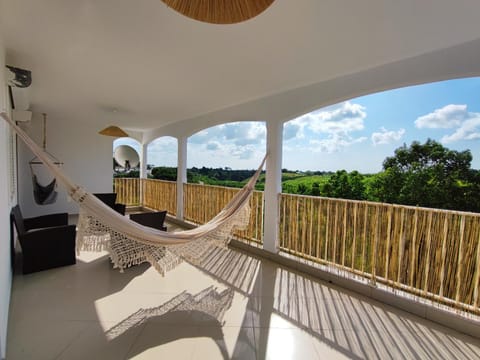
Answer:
115 77 480 173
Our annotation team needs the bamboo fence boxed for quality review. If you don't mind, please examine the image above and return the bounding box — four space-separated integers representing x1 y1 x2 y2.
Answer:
113 178 479 314
142 179 177 216
279 193 480 315
183 183 264 245
113 178 140 206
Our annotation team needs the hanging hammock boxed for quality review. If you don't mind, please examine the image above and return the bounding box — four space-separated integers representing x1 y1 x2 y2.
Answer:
32 175 58 205
29 113 63 205
2 112 266 275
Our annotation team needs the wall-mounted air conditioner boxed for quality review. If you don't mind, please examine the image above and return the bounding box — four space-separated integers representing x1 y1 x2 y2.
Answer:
5 65 32 111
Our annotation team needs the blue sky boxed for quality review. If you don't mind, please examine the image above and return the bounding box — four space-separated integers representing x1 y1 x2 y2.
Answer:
115 77 480 173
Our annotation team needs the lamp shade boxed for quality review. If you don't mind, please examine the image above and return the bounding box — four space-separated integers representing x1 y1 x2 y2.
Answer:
98 126 129 137
161 0 275 24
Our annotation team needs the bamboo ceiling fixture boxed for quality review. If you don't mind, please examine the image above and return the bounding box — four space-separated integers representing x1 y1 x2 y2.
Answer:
98 125 129 137
161 0 276 24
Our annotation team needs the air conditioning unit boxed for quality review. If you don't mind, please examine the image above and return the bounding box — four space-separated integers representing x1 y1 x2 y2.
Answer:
5 65 32 111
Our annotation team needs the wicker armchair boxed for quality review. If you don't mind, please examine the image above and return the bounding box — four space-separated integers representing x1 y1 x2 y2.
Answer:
10 205 76 274
130 211 168 232
93 193 126 215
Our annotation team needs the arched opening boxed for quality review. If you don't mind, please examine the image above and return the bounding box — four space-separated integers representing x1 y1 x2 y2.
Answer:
282 76 480 209
113 137 141 177
147 136 178 181
187 121 266 186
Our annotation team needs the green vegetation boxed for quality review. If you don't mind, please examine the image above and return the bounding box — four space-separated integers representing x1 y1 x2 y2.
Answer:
114 169 139 178
122 140 480 213
370 139 479 212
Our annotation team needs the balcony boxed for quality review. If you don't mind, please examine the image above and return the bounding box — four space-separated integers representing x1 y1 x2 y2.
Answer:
115 178 480 317
6 178 480 358
7 226 480 359
7 172 480 359
5 2 480 358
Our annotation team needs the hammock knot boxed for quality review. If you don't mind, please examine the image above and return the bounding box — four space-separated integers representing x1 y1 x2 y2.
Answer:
70 185 87 203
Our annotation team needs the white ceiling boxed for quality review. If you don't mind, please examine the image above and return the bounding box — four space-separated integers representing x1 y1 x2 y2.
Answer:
2 0 480 140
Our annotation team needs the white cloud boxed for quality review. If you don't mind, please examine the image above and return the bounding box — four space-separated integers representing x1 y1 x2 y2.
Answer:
306 101 366 134
284 101 367 152
371 127 405 145
441 116 480 143
283 122 301 140
309 135 367 153
307 115 364 134
286 101 366 139
231 144 257 159
415 104 480 144
206 141 221 151
307 101 367 134
415 104 467 129
148 136 177 151
147 137 178 166
188 122 266 163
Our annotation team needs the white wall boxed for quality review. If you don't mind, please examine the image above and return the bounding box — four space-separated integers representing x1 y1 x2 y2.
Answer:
0 34 12 360
17 113 115 217
0 48 115 359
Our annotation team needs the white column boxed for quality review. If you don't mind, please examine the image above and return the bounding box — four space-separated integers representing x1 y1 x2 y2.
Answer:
176 136 187 220
139 143 148 206
263 120 283 253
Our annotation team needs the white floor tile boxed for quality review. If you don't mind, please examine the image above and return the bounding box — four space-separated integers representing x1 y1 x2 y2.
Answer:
6 247 480 360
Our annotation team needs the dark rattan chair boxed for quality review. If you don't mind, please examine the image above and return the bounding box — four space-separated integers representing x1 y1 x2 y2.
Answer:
130 211 168 232
93 193 126 215
10 205 76 274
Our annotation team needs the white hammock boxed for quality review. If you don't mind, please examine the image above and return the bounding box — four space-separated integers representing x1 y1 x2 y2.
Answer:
1 112 266 275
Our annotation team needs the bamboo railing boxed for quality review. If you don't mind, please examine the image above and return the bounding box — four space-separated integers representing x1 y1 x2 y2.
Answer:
142 179 177 216
113 178 479 314
113 178 141 206
279 194 480 315
183 183 264 244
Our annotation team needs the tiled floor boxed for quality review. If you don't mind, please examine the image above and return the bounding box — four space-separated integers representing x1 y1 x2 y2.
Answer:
6 226 480 359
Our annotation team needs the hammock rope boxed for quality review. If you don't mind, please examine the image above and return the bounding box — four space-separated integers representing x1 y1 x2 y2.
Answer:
1 112 266 274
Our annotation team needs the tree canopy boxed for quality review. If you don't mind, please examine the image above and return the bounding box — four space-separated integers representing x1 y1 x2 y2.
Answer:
371 139 476 211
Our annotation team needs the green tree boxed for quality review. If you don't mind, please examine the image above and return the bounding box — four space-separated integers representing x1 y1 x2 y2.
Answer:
150 166 177 181
372 139 476 211
348 171 365 200
297 183 308 194
322 170 365 200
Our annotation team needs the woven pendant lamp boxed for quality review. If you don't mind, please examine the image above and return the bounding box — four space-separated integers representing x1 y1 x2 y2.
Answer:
161 0 275 24
98 125 129 137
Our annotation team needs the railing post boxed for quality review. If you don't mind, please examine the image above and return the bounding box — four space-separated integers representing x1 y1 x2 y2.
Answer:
410 208 419 288
263 120 283 253
384 206 392 280
455 215 466 303
371 205 380 286
473 227 480 309
176 136 187 220
439 213 449 298
397 207 405 284
423 212 433 295
139 143 148 207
